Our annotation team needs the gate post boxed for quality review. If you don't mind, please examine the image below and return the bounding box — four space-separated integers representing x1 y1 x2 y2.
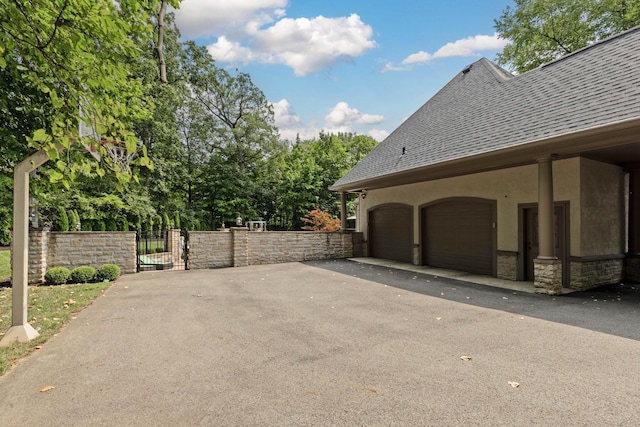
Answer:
167 229 179 265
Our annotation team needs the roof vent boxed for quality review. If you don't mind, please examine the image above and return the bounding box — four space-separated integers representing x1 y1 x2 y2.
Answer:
461 64 472 74
401 147 407 156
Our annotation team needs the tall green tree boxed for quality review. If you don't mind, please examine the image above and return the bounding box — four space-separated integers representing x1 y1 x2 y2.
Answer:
495 0 640 73
180 41 280 228
275 133 377 230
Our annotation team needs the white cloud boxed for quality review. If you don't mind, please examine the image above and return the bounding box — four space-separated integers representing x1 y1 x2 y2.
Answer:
402 33 509 66
325 102 384 127
207 36 255 63
271 99 300 128
368 129 389 141
176 1 376 76
273 100 386 142
173 0 287 39
381 62 408 73
253 14 376 76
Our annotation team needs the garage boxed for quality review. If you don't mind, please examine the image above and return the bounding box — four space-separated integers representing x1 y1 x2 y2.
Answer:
368 204 412 263
422 199 496 276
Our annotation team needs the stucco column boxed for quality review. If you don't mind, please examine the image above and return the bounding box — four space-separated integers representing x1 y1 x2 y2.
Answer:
628 169 640 255
534 156 563 294
537 157 556 260
340 192 347 230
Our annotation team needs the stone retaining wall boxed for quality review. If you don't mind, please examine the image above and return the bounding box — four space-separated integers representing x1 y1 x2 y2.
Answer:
188 229 362 269
27 230 136 284
246 230 355 265
24 228 363 283
188 231 233 269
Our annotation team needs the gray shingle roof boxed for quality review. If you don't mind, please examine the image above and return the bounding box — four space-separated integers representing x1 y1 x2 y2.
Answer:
332 26 640 191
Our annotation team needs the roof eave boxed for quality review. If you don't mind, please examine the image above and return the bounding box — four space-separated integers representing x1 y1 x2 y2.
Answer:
330 116 640 193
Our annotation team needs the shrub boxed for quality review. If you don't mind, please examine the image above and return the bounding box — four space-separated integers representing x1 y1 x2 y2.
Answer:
44 267 71 285
174 212 181 229
68 210 80 231
54 206 69 232
163 213 171 230
96 264 120 282
106 218 117 231
97 220 106 231
301 207 341 232
70 266 97 283
81 220 92 231
118 216 129 231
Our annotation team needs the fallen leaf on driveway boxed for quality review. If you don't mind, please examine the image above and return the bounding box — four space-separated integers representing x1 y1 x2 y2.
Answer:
460 356 472 361
436 317 442 320
508 381 520 388
40 386 55 393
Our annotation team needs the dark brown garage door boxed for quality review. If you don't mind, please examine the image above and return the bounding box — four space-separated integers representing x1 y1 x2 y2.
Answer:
422 199 495 276
369 204 412 263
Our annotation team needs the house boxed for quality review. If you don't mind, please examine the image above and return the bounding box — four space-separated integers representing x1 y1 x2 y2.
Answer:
331 27 640 294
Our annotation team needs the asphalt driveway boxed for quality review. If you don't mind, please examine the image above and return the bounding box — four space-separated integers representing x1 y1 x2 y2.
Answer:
0 260 638 426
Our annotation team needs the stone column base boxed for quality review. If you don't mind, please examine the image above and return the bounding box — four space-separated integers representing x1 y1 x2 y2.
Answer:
534 258 563 295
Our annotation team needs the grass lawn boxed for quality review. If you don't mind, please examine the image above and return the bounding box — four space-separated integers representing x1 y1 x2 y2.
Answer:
0 281 113 376
0 251 10 281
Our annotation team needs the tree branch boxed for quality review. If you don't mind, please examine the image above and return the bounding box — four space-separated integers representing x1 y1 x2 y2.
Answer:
156 1 168 83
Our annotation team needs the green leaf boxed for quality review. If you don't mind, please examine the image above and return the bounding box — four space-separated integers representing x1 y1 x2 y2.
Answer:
32 129 49 142
48 170 64 182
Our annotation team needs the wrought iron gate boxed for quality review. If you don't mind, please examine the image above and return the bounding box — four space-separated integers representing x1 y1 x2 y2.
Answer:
137 229 189 272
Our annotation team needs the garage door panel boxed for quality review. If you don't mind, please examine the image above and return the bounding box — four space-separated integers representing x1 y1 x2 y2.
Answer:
423 200 495 276
369 205 412 263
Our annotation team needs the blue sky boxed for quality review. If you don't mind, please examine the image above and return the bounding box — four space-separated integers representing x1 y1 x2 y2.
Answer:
173 1 514 142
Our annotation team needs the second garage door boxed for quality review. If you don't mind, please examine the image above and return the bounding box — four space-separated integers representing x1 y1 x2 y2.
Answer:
422 199 495 276
369 204 412 263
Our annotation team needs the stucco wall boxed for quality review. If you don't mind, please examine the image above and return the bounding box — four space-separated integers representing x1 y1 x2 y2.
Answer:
579 158 625 256
358 158 581 256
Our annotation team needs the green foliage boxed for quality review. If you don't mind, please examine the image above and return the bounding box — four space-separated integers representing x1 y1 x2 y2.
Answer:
274 132 377 229
81 220 92 231
68 210 80 231
54 207 69 232
118 216 129 231
96 264 120 282
0 250 10 280
106 218 117 231
0 206 11 246
0 0 169 187
495 0 640 72
70 266 97 284
0 3 376 238
44 267 71 286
